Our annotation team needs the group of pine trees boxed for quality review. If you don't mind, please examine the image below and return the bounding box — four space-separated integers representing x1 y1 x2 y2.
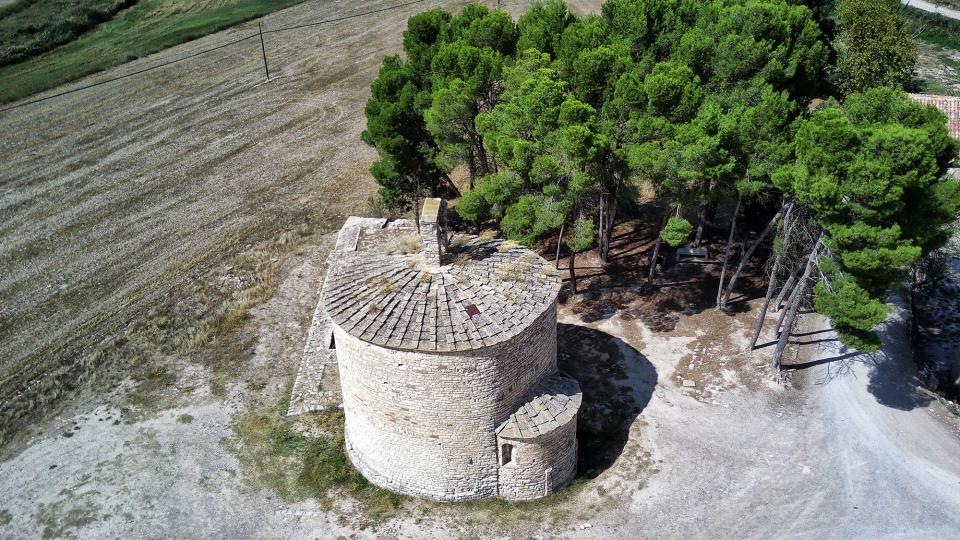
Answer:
362 0 960 368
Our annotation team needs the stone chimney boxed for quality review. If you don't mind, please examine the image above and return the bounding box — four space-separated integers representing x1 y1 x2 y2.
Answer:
420 198 447 265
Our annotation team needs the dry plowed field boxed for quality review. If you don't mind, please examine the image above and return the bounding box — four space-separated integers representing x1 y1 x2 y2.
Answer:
0 0 607 439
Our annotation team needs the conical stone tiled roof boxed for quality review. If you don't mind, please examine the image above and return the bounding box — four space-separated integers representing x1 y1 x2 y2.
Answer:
322 234 562 352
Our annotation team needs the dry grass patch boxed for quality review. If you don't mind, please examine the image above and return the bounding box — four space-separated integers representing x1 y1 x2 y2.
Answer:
226 405 402 525
384 234 421 255
362 275 397 299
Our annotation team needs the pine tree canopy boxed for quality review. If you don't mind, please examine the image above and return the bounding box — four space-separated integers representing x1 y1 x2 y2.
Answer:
792 88 960 349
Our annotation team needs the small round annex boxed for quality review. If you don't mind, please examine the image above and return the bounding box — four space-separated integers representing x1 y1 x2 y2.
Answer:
321 199 582 501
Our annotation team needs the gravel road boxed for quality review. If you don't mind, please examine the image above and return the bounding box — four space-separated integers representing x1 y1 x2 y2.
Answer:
595 294 960 539
795 297 960 536
903 0 960 21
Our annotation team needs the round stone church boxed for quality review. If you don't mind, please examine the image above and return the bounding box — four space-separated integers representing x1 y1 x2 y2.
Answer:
321 199 582 501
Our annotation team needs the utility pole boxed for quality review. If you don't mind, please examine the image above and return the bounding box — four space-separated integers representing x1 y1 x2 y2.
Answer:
258 22 270 80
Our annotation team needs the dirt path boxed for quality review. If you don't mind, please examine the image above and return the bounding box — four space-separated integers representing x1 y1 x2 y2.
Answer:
787 296 960 536
903 0 960 21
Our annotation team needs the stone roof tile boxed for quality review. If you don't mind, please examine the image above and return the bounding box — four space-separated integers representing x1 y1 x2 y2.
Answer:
496 373 582 440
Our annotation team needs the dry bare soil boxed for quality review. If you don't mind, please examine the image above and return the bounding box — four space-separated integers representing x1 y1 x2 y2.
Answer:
2 1 960 539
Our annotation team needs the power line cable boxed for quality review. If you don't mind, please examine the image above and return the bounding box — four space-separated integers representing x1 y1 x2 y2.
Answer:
0 0 429 114
262 0 426 34
0 32 259 114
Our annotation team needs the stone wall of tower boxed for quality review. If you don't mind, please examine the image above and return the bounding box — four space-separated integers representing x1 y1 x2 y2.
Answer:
335 300 558 501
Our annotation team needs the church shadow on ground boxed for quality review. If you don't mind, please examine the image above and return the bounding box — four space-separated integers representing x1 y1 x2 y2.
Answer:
557 323 657 479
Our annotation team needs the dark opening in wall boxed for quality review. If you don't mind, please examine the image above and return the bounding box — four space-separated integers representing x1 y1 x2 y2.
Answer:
501 443 513 465
329 333 336 349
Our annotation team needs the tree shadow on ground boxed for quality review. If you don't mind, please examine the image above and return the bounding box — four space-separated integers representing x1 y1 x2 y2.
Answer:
551 215 768 328
806 348 933 411
865 349 934 411
557 323 657 479
788 321 934 411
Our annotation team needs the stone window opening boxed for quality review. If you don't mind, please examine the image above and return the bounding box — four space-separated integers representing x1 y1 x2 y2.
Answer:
329 333 336 349
501 444 514 466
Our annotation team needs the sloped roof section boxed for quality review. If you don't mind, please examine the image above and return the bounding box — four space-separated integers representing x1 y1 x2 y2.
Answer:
910 93 960 139
496 372 582 440
322 221 562 352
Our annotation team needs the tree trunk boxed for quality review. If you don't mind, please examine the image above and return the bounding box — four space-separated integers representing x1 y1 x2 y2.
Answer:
647 237 663 287
749 205 796 350
720 200 792 310
555 222 565 270
716 193 743 307
647 207 671 287
598 192 607 262
603 187 618 262
771 233 824 370
413 177 422 233
694 202 707 247
467 148 477 191
568 250 578 294
475 134 490 179
774 272 798 313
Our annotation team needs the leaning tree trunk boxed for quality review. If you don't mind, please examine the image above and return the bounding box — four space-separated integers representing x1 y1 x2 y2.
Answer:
774 265 805 335
555 222 565 270
771 232 824 370
720 200 793 311
568 250 578 294
647 236 663 287
440 172 461 198
749 204 796 350
716 193 743 307
773 270 797 313
647 207 671 287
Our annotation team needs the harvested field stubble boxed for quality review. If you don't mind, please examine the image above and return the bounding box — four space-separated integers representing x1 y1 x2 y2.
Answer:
0 0 485 444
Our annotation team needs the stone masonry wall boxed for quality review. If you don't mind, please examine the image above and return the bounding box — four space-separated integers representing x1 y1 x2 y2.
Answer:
335 301 557 501
496 416 578 501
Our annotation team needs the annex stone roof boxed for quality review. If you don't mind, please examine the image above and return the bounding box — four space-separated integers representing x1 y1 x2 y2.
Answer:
322 224 562 352
496 372 582 440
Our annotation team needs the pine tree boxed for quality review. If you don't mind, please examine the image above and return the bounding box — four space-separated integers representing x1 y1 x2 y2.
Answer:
785 88 960 353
